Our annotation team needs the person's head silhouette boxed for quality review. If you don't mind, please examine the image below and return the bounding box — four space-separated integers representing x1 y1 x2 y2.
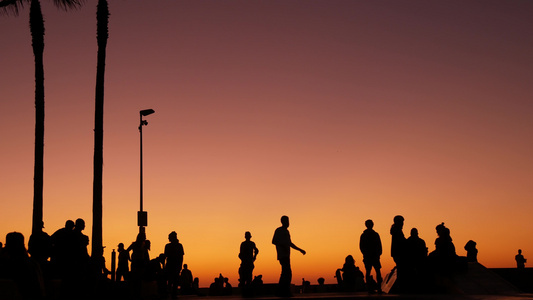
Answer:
393 215 404 227
145 240 151 250
75 218 85 231
65 220 74 230
5 232 27 257
365 219 374 229
169 231 178 242
281 215 289 228
345 255 355 265
436 223 450 237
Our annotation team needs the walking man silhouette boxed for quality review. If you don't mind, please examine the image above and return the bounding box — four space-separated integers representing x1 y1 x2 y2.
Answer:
272 215 306 297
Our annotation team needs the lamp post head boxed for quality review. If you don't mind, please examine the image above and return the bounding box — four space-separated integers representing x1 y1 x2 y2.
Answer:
140 109 155 116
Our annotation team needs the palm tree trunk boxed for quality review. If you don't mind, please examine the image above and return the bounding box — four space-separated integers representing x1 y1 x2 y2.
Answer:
30 0 44 236
92 0 109 258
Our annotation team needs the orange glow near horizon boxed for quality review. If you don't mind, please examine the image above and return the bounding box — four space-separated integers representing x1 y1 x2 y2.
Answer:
2 0 533 288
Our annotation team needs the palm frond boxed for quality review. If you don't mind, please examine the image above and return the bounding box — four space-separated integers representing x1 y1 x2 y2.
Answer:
0 0 29 16
52 0 84 11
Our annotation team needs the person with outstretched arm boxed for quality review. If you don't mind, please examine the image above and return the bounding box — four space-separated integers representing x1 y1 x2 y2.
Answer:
272 215 306 297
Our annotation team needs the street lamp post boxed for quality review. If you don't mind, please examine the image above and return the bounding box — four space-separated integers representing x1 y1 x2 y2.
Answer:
138 109 155 232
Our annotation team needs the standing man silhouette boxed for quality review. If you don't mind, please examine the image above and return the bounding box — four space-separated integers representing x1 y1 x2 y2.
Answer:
116 243 130 282
272 215 306 297
516 249 527 269
390 215 407 291
359 219 383 294
165 231 184 299
239 231 259 289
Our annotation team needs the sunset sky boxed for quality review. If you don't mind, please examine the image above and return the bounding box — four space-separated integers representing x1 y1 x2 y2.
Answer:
1 0 533 287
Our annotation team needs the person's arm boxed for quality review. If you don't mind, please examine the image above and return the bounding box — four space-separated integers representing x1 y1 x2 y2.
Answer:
290 242 306 255
253 243 259 260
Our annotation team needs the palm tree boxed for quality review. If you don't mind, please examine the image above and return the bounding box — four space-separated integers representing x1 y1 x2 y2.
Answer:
91 0 108 259
1 0 83 237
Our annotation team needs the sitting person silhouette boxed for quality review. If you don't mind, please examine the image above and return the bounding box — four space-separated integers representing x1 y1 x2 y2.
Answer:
464 240 478 262
209 275 224 296
335 255 364 292
428 223 459 277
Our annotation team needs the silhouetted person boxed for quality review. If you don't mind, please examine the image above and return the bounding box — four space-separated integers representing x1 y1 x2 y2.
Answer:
164 231 184 299
272 215 306 297
316 277 327 293
239 231 259 290
464 240 478 262
390 215 407 292
73 218 90 262
116 243 130 281
50 220 74 277
0 232 45 299
428 223 457 277
90 247 111 279
61 218 90 299
405 228 428 292
87 246 111 298
209 276 224 296
432 223 456 257
390 215 407 264
359 219 382 294
127 231 148 280
251 275 264 295
335 255 364 292
143 240 153 279
180 263 194 294
28 221 51 275
147 253 166 296
301 278 311 293
516 249 526 269
406 228 427 264
224 276 233 295
193 277 201 295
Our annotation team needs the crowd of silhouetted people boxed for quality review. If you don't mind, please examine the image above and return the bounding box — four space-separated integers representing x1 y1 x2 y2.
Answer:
0 215 528 299
0 219 98 299
108 227 203 299
332 215 483 294
0 220 203 299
